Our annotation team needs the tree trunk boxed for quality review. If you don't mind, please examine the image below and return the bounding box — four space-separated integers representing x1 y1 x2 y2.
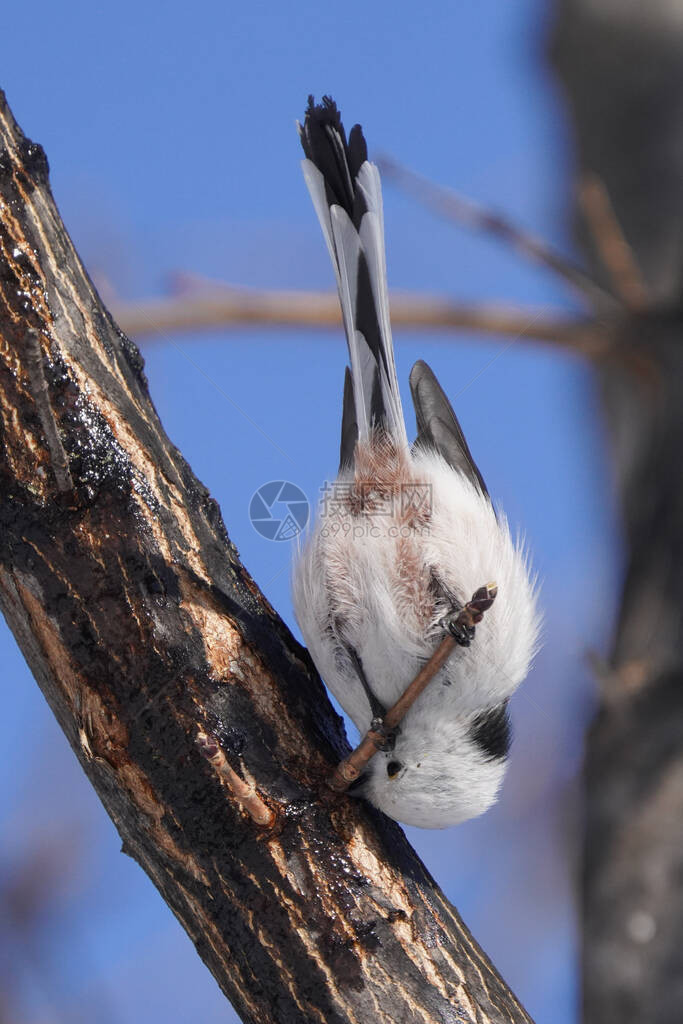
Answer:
0 91 533 1024
550 3 683 1021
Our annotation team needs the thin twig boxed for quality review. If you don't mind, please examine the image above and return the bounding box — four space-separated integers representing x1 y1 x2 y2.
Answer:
377 154 616 310
578 172 650 312
196 731 276 827
329 583 498 792
24 329 74 493
109 289 605 355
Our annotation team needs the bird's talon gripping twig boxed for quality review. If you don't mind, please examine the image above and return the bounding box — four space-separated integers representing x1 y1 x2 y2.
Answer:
441 582 498 646
446 620 476 647
329 582 498 792
369 717 398 751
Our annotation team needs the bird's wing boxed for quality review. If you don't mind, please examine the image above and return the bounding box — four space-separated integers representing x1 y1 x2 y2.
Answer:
409 359 489 498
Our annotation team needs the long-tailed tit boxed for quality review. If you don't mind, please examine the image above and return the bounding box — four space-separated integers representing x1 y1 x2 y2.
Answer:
293 97 540 829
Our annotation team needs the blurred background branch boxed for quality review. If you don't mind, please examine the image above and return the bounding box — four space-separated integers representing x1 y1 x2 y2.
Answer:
551 1 683 1021
376 154 616 311
110 283 605 354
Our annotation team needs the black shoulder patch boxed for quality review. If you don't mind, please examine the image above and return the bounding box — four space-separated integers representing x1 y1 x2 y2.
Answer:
469 700 511 760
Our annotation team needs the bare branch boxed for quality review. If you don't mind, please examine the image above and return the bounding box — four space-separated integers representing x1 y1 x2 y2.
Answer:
377 154 617 309
578 174 650 312
109 287 606 355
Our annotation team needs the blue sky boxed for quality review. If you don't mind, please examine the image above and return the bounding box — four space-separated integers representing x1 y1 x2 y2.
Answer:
0 2 621 1022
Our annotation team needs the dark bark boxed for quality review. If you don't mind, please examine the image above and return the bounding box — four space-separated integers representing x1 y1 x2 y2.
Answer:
550 4 683 1022
0 91 533 1024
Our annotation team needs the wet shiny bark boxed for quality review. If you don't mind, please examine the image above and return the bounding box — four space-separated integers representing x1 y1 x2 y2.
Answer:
0 89 533 1024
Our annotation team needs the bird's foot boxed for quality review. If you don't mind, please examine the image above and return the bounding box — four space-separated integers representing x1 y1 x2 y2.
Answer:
445 617 476 647
370 717 397 751
440 583 498 648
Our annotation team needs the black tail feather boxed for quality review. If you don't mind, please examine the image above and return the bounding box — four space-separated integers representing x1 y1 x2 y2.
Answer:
300 96 368 226
300 96 406 445
340 366 358 470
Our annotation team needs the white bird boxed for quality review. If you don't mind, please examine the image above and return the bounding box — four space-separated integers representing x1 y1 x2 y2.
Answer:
292 97 540 829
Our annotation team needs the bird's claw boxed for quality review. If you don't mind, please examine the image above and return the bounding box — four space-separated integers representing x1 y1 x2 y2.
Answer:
448 620 476 647
370 717 397 751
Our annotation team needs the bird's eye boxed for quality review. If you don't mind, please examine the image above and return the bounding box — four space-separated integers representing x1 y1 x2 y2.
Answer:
387 760 403 778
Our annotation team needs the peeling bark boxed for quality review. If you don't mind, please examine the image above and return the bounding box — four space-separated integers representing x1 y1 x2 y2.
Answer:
0 90 533 1024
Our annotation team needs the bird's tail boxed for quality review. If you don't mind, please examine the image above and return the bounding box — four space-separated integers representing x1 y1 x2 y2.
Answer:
298 96 407 453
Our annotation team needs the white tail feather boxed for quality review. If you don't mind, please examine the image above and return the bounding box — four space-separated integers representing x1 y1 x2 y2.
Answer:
356 163 405 443
329 206 375 438
302 155 407 444
301 160 338 282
